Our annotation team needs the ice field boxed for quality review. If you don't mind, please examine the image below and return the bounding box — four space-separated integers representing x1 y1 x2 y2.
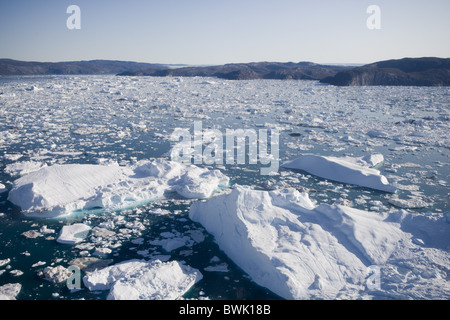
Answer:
0 75 449 300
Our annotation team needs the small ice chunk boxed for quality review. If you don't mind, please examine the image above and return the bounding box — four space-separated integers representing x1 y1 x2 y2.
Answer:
282 154 396 193
83 259 203 300
0 283 21 300
388 197 430 209
93 247 112 257
41 266 71 283
149 236 192 252
0 183 7 193
9 270 24 277
56 223 92 245
366 130 389 138
204 263 229 273
21 230 42 239
40 225 55 235
31 261 47 268
0 259 11 267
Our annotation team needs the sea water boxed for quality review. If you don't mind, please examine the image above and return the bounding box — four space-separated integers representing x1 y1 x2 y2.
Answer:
0 75 448 299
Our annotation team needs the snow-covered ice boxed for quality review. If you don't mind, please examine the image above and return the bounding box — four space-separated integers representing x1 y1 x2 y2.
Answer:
0 283 21 300
8 159 229 217
282 154 396 193
56 223 92 244
83 259 202 300
4 161 47 177
189 186 449 299
40 266 71 283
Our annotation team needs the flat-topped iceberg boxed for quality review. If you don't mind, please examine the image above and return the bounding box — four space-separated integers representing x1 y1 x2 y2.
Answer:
56 223 92 245
282 154 396 193
189 186 409 300
83 259 202 300
8 159 229 217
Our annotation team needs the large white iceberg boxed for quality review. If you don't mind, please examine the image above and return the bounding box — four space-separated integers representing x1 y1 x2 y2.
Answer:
282 154 396 193
83 259 202 300
189 186 408 300
8 159 229 217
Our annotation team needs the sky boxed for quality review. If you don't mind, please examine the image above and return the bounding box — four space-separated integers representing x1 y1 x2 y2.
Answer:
0 0 449 65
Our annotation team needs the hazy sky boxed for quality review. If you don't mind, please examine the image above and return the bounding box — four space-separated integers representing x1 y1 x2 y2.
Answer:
1 0 449 65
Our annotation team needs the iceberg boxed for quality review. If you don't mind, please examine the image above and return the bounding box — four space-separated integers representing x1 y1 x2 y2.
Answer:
282 154 396 193
189 186 408 300
83 259 202 300
0 283 21 300
8 159 229 217
56 223 92 245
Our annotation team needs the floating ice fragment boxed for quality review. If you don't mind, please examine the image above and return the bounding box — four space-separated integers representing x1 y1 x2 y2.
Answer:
9 270 23 277
282 154 396 193
388 196 430 209
83 259 202 300
93 247 112 257
204 263 229 273
40 266 71 283
0 259 11 268
366 130 389 139
21 230 42 239
0 283 21 300
56 223 92 245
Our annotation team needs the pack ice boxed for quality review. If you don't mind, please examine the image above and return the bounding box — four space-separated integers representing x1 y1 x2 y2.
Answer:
83 259 202 300
282 154 396 193
190 186 415 300
7 159 229 217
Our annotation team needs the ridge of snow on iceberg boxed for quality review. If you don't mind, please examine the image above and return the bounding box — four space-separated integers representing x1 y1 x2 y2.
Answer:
82 259 202 300
282 154 396 193
189 186 409 300
8 159 229 217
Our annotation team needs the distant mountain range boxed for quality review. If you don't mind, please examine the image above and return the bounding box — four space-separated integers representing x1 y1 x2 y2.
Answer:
320 57 450 86
1 57 449 86
117 61 350 80
0 59 173 75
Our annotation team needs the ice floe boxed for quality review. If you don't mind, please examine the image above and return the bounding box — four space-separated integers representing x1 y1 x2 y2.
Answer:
8 159 229 217
4 161 48 177
83 259 202 300
0 283 21 300
56 223 92 245
189 186 449 299
39 266 71 283
282 154 396 193
388 196 430 209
